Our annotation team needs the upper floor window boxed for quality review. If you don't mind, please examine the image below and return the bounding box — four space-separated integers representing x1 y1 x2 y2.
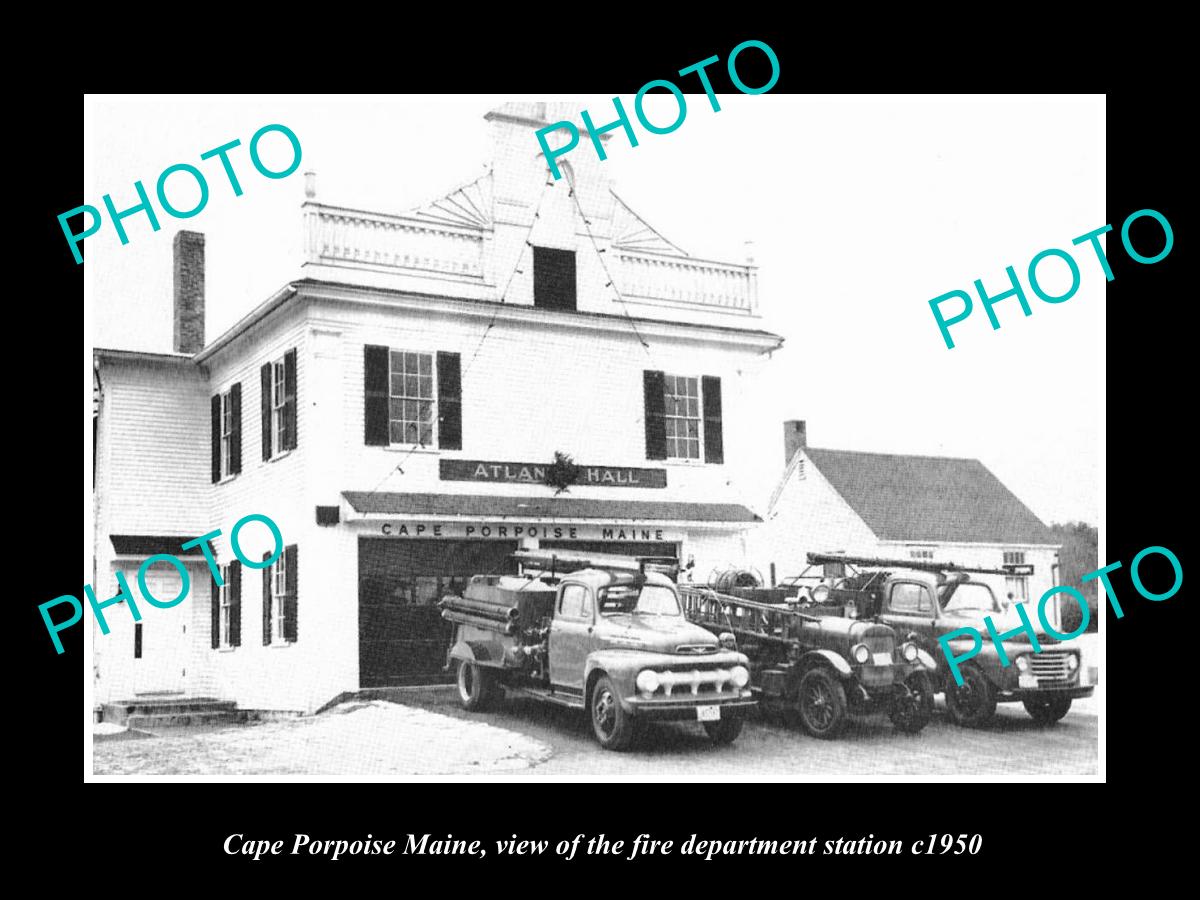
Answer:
663 374 701 460
364 346 462 451
643 370 724 464
1003 551 1026 566
211 383 241 483
389 350 434 446
533 247 577 311
910 548 935 560
260 349 297 461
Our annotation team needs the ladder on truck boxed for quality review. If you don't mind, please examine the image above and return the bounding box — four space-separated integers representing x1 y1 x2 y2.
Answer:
792 552 1013 594
511 549 679 577
679 584 821 646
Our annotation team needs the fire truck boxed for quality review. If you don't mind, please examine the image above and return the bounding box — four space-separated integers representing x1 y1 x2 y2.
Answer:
440 550 756 751
800 552 1095 726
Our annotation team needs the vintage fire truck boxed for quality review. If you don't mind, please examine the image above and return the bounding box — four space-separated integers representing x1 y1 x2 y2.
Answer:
440 551 756 751
802 553 1095 727
680 577 939 739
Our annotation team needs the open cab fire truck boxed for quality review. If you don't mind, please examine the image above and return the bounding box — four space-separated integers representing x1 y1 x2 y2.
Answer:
799 552 1095 727
439 550 756 751
680 569 940 739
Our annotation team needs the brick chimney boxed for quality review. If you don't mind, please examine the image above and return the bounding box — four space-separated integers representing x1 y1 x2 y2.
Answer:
784 420 807 464
172 231 205 354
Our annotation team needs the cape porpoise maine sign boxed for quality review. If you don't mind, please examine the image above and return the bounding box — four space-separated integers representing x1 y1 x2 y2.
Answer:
440 459 667 488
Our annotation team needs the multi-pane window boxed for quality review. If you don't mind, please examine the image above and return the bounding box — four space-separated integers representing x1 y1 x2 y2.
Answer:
389 350 434 446
663 374 701 460
218 565 232 649
220 390 235 478
910 548 935 560
272 556 288 643
272 359 287 454
1003 551 1026 566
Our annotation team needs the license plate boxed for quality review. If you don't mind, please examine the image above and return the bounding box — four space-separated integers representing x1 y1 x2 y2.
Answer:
872 652 892 666
696 705 721 722
1018 674 1039 689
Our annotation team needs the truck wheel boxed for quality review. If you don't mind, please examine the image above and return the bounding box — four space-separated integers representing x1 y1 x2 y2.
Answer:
590 675 638 751
456 659 499 711
796 667 847 739
889 671 934 734
703 711 744 745
1023 696 1072 724
945 664 996 727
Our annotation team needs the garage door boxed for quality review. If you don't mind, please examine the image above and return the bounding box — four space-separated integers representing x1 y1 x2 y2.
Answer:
358 538 518 686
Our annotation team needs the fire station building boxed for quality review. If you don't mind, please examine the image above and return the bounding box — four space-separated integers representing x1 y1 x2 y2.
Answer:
92 103 782 713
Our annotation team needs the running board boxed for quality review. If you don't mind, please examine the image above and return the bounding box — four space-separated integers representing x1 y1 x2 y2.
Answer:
509 686 585 710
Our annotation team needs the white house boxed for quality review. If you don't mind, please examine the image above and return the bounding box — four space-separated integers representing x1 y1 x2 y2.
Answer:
755 421 1063 616
92 103 783 713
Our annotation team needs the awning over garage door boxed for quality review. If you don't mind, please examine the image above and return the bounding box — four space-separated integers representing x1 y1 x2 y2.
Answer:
343 491 760 523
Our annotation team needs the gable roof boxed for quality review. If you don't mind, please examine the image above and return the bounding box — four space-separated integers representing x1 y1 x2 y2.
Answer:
801 448 1056 545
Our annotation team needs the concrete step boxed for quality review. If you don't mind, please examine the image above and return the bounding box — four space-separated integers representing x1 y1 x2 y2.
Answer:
103 698 238 726
124 709 246 731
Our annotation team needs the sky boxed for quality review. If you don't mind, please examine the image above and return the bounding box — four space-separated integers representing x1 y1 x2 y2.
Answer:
84 94 1103 527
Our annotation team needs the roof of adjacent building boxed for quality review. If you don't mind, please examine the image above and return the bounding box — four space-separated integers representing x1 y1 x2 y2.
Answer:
796 448 1056 545
110 535 206 556
343 491 761 523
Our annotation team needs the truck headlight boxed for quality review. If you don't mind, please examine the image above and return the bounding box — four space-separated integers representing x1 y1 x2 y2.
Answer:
1015 655 1031 673
719 631 737 650
902 642 918 662
1066 653 1079 672
731 665 750 688
851 643 870 664
636 670 660 693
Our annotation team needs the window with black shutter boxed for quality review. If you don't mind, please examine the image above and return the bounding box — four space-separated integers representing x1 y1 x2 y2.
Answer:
282 348 297 450
215 386 242 479
263 348 298 459
436 351 462 450
229 560 242 648
133 623 142 659
533 247 577 311
283 545 298 643
260 363 272 461
262 551 272 646
701 375 723 464
364 345 390 446
643 370 666 460
210 570 220 649
210 394 221 482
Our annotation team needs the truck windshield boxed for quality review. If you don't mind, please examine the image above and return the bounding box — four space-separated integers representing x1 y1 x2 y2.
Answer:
939 582 1000 614
599 585 681 617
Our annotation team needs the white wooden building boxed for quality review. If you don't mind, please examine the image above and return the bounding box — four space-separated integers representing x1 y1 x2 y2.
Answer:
754 421 1063 619
92 103 782 713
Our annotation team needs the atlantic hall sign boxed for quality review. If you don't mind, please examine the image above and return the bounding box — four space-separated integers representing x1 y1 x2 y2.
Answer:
439 459 668 488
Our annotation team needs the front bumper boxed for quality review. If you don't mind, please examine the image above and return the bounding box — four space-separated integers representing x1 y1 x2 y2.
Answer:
1002 685 1094 702
624 690 757 720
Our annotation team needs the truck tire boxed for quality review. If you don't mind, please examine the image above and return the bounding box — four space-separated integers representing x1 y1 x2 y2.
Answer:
703 711 744 745
456 659 500 711
590 675 639 751
945 664 996 727
796 667 847 739
1023 696 1072 724
889 671 934 734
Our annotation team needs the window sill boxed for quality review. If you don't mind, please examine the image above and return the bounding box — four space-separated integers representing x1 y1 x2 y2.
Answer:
383 445 441 455
662 458 714 467
269 640 294 649
217 473 238 485
217 646 236 653
268 448 295 464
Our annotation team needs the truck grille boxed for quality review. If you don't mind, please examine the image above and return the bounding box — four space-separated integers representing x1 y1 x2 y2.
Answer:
862 634 894 656
1028 650 1074 687
647 667 738 697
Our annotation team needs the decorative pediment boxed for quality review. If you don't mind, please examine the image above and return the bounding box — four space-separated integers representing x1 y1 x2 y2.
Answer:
408 170 494 230
610 190 687 256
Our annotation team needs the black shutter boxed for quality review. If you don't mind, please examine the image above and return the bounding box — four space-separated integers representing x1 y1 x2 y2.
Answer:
211 394 221 482
436 351 462 450
702 375 724 464
263 551 273 646
283 545 298 643
210 570 220 649
283 348 297 450
229 382 242 474
364 345 390 446
229 560 242 648
260 363 272 461
643 370 666 460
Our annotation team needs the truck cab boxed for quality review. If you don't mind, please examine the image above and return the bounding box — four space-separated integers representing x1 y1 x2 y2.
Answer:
873 568 1094 726
443 555 756 751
